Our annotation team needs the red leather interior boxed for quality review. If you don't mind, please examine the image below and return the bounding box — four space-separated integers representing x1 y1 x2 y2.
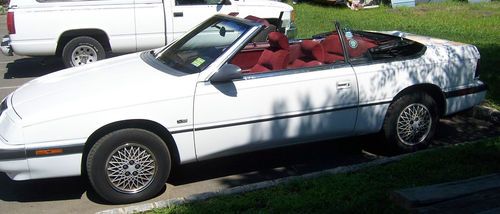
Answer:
321 34 344 64
230 31 380 74
231 42 269 70
288 40 324 69
301 40 325 62
267 32 289 51
347 35 377 58
287 44 301 66
231 50 263 70
249 32 290 73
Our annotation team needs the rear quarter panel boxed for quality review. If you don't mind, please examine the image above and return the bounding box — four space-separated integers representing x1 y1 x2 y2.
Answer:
353 37 480 134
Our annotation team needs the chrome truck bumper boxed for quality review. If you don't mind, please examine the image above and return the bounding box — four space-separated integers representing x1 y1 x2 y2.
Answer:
1 35 13 56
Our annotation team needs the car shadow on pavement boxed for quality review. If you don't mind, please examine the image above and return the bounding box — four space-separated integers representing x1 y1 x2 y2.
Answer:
0 173 86 202
4 57 65 79
168 136 373 187
0 172 114 204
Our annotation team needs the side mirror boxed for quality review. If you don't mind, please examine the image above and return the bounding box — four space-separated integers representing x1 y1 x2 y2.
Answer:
211 64 242 83
219 26 226 37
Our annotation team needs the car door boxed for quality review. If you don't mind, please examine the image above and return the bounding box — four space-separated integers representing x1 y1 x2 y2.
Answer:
168 0 238 40
193 64 359 161
339 29 425 135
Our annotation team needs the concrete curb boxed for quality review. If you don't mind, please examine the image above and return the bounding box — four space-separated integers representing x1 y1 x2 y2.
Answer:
473 105 500 124
96 153 415 214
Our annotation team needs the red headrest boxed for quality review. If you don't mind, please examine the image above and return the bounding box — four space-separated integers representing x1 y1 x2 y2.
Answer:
301 40 325 62
322 34 343 54
268 32 289 50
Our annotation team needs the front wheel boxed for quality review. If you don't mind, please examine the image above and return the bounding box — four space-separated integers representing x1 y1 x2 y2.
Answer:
383 93 438 152
86 129 171 204
62 36 106 68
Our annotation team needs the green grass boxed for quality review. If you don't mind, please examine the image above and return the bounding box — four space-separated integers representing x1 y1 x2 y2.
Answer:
150 137 500 213
293 2 500 108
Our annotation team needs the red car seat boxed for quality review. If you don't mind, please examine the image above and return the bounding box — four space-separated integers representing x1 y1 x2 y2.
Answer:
321 34 345 64
250 32 290 73
288 40 325 69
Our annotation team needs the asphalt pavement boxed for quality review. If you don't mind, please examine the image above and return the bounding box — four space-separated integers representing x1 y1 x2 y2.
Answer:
0 15 499 214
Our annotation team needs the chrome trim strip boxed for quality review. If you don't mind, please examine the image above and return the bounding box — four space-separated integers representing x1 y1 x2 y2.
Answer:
0 146 26 161
240 63 350 82
444 84 488 98
171 100 392 134
0 143 85 161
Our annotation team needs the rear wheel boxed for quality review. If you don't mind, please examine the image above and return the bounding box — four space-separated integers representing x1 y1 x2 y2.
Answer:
86 129 171 204
383 93 438 152
62 36 105 68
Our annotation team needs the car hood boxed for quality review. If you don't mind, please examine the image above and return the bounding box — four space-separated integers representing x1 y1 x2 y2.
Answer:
11 53 196 126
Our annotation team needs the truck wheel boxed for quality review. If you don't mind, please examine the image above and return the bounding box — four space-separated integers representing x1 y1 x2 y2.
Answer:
86 129 171 204
383 93 438 152
62 36 105 68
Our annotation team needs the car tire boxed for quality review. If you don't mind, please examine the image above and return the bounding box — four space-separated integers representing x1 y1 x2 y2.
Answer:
383 93 438 152
86 128 171 204
62 36 106 68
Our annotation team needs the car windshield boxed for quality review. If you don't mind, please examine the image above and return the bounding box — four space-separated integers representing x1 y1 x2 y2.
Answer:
155 17 252 74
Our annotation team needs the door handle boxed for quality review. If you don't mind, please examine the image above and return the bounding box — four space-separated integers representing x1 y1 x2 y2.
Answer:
337 81 351 90
173 12 183 17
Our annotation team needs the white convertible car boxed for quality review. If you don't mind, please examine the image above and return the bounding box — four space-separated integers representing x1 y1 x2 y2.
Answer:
0 15 487 203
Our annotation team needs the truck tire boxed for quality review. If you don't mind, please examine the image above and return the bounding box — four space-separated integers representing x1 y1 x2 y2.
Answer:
86 128 171 204
62 36 106 68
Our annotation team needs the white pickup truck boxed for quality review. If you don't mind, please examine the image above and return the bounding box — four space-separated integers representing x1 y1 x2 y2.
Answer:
1 0 296 67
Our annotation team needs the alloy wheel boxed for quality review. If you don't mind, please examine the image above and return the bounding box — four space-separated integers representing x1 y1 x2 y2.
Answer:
396 103 432 146
105 143 157 194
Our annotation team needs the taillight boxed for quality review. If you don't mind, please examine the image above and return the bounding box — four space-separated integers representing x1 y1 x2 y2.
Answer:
7 12 15 34
475 59 480 79
291 10 296 23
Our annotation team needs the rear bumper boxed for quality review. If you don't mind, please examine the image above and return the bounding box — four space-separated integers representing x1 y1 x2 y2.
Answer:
444 81 488 115
1 35 13 56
